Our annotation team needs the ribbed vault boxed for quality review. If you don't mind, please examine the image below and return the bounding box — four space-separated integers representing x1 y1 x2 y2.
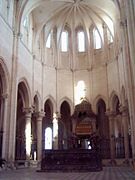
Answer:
20 0 120 44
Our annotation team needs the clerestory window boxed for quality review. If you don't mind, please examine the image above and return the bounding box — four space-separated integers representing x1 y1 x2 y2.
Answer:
46 33 51 48
78 31 85 52
61 31 68 52
93 29 102 49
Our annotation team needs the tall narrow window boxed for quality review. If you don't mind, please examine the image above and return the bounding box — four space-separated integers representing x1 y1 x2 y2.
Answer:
93 29 101 49
23 16 29 30
46 33 51 48
78 31 85 52
45 127 52 149
61 31 68 52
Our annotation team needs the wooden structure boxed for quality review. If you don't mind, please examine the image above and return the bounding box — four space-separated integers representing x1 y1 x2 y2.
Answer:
41 149 102 172
41 100 102 172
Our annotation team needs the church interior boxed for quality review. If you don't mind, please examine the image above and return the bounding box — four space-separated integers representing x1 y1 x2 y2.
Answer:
0 0 135 177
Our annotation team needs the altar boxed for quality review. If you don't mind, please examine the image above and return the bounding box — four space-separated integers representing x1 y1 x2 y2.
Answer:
41 149 102 172
40 100 102 172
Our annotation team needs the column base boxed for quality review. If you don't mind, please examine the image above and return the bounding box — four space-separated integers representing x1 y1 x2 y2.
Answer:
6 161 17 170
30 160 39 168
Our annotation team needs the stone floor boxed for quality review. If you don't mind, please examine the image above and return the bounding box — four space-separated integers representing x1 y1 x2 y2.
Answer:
0 166 135 180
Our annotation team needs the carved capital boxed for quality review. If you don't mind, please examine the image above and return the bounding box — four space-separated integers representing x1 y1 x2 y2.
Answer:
53 112 61 120
105 110 116 119
1 93 8 99
119 106 128 117
34 111 45 121
23 107 32 118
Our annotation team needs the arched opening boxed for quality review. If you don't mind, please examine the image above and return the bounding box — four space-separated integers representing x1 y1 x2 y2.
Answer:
61 31 68 52
60 101 71 149
112 95 125 158
30 95 39 160
93 28 102 49
0 75 3 158
0 74 6 157
43 99 53 150
45 127 52 149
15 82 30 160
15 90 26 160
77 31 85 52
97 99 110 158
0 62 8 159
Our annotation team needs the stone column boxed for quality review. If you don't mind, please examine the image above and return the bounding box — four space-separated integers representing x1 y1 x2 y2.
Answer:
8 33 20 164
53 112 60 149
103 23 109 60
1 93 9 159
24 108 32 161
120 16 135 162
125 0 135 84
106 110 116 165
35 111 45 162
120 106 130 163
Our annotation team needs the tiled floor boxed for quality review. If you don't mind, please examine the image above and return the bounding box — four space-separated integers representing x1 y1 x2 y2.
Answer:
0 167 135 180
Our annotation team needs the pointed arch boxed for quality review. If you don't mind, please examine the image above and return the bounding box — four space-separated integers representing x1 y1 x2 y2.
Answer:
44 95 56 113
33 91 42 112
93 94 108 113
18 77 32 108
0 58 10 158
59 100 72 149
109 91 121 112
58 97 73 115
109 91 120 111
44 99 53 116
0 58 10 94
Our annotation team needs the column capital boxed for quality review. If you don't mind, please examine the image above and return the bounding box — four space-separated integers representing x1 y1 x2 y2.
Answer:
23 107 33 113
119 106 128 117
115 114 122 121
105 110 116 119
0 93 8 100
23 107 33 118
53 112 61 119
34 111 45 121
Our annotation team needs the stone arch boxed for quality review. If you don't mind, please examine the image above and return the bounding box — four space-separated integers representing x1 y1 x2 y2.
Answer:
109 91 121 112
96 99 107 134
59 100 71 149
15 78 32 160
96 98 110 158
93 94 108 113
33 91 42 112
0 58 9 158
42 97 55 150
18 77 32 108
58 97 73 115
31 91 42 160
44 98 54 119
44 95 56 113
0 58 9 94
110 91 125 158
